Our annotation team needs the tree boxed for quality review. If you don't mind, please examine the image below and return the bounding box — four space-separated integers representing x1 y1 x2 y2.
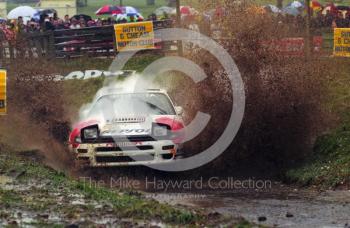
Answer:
277 0 283 9
146 0 155 5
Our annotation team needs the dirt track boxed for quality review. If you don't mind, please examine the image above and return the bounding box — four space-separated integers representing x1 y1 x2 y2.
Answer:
76 168 350 228
147 186 350 227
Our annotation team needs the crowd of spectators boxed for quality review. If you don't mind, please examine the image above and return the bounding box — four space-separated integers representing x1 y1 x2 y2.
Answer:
0 12 167 41
3 6 350 42
3 13 147 32
271 10 350 31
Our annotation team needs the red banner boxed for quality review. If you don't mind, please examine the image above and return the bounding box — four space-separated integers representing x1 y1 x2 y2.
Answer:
262 36 323 56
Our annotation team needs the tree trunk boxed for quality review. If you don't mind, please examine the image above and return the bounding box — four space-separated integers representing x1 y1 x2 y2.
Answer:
146 0 155 5
277 0 283 9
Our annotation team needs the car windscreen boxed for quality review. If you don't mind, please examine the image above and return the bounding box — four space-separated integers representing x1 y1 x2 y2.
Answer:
90 93 176 116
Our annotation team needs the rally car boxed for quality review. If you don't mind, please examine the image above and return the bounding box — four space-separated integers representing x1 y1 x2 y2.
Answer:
69 89 185 167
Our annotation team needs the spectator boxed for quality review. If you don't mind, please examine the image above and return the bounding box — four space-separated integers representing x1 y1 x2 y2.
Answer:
87 19 96 27
55 19 65 30
312 12 324 28
69 18 81 29
79 17 86 28
148 13 157 21
316 12 325 28
42 15 55 31
64 15 70 23
345 11 350 27
129 15 136 23
96 18 103 27
334 11 347 28
27 19 39 32
325 10 334 27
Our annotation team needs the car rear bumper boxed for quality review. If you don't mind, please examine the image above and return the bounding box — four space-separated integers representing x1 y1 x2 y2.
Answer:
73 140 179 167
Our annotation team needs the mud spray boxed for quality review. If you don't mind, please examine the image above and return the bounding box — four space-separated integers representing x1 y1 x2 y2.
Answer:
0 1 336 178
0 59 73 172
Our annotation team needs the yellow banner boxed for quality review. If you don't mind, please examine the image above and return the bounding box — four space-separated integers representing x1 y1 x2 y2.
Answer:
0 70 6 115
334 28 350 57
114 21 155 52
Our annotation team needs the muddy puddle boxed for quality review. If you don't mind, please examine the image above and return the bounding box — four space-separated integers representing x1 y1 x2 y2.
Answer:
146 188 350 227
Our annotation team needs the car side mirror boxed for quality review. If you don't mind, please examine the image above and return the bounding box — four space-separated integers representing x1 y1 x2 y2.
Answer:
175 106 184 115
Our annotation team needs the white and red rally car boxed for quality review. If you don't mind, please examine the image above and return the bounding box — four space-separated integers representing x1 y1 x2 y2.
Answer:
69 89 185 167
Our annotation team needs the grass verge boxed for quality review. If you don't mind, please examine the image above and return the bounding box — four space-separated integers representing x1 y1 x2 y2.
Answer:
0 150 254 227
286 124 350 188
0 151 199 226
285 59 350 189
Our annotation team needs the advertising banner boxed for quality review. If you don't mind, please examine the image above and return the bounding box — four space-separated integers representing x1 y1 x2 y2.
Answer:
114 21 155 52
334 28 350 57
0 70 6 115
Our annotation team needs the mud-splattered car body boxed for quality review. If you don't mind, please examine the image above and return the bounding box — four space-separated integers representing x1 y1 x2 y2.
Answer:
69 89 185 167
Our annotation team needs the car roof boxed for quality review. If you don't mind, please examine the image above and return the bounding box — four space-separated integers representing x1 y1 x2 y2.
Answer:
95 89 169 100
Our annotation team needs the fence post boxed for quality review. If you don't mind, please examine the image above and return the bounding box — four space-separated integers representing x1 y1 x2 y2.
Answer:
176 0 183 57
0 32 4 63
47 31 55 59
305 0 311 60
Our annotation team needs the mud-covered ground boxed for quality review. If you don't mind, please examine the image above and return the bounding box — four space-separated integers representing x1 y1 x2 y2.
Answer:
0 152 254 227
76 168 350 228
148 187 350 228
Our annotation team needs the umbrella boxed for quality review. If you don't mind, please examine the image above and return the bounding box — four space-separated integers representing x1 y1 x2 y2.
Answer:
71 14 92 21
264 4 282 13
122 6 139 16
310 0 323 12
154 6 174 16
171 6 198 16
287 1 304 8
96 5 123 15
283 6 302 16
7 6 38 21
322 3 337 15
38 9 57 15
180 6 191 14
136 13 144 21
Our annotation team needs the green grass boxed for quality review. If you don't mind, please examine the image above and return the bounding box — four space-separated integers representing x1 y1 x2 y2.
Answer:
285 59 350 188
58 54 162 113
0 151 255 226
286 125 350 188
0 152 199 225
